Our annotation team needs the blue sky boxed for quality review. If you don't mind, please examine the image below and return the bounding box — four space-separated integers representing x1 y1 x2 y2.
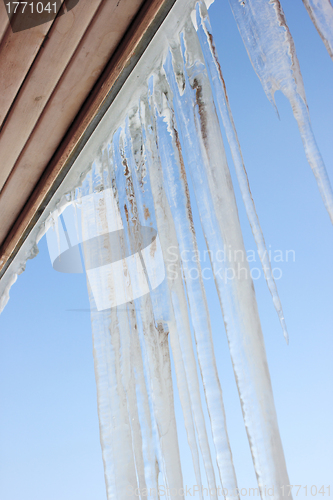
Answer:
0 1 332 499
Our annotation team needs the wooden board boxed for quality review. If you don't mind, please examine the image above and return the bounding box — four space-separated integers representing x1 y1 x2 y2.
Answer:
0 2 10 44
0 5 62 128
0 0 105 191
0 0 176 279
0 0 144 245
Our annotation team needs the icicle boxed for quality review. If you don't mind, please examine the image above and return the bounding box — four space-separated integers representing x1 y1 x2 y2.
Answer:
111 131 184 499
6 1 319 496
146 88 219 498
154 84 239 498
126 300 160 498
228 0 333 224
101 148 160 499
196 2 288 343
302 0 333 60
118 303 150 495
139 100 204 499
80 185 140 499
164 20 290 497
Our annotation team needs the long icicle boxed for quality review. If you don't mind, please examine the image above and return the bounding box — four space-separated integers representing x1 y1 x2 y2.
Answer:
100 149 157 496
126 301 159 497
165 21 291 497
228 0 333 224
196 2 288 343
81 189 139 499
149 89 223 498
127 104 205 497
112 129 184 499
139 100 205 499
87 155 160 499
154 83 239 498
302 0 333 60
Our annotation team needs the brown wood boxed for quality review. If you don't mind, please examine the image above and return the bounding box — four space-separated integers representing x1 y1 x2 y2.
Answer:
0 0 104 192
0 0 144 244
0 0 176 278
0 2 10 44
0 7 60 128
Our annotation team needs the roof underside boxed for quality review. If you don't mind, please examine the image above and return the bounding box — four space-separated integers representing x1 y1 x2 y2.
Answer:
0 0 175 280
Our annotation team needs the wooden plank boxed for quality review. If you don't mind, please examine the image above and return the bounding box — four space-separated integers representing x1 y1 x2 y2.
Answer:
0 0 144 244
0 7 59 128
0 0 104 191
0 0 176 278
0 2 10 44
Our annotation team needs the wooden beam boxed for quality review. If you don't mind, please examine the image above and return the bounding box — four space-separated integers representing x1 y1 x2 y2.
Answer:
0 0 176 279
0 0 105 192
0 2 66 128
0 2 10 44
0 0 144 245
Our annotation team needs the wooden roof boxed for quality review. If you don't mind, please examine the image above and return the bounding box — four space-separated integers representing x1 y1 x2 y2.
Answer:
0 0 175 280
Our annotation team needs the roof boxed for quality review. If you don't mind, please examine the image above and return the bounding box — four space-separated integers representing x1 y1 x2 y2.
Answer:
0 0 175 280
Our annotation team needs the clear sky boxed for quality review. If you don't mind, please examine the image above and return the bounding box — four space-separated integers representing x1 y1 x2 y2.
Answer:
0 1 332 499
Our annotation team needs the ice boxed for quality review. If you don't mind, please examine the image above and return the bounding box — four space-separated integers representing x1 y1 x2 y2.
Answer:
110 129 185 497
140 104 204 497
1 1 311 499
163 18 290 496
302 0 333 60
196 2 289 343
153 84 238 497
228 0 333 224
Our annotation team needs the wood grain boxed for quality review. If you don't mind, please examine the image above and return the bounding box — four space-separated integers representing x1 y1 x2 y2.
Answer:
0 0 144 245
0 1 10 44
0 5 63 128
0 0 176 278
0 0 104 191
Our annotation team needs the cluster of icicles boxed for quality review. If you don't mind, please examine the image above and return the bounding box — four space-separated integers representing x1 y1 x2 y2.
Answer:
2 0 333 499
64 1 332 499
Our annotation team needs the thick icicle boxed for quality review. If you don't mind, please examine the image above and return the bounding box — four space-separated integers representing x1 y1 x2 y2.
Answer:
80 191 139 499
151 99 218 499
126 302 159 497
196 3 288 343
139 101 205 499
228 0 333 224
153 96 218 498
111 131 184 498
89 308 138 499
165 20 290 497
116 306 148 494
145 85 226 497
123 112 211 499
302 0 333 60
98 150 157 497
80 162 162 499
154 83 239 498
